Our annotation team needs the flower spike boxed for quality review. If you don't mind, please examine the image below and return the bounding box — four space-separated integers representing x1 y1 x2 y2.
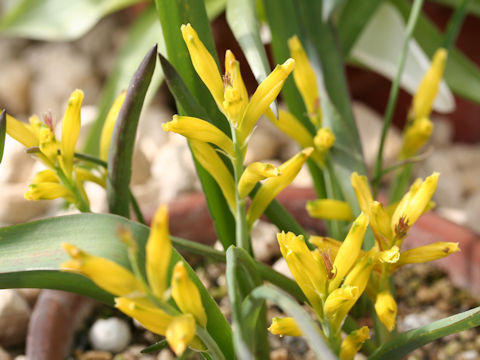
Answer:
268 317 302 337
100 91 126 161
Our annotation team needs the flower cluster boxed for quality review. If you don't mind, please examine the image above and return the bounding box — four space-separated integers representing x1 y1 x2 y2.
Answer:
61 206 207 355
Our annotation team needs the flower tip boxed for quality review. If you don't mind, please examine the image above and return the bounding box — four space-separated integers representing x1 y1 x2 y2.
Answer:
283 58 295 72
61 242 80 257
287 35 301 51
302 146 314 157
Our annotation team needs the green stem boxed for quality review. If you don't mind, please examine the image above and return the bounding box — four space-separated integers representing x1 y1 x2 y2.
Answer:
443 0 471 52
372 0 425 195
55 167 90 213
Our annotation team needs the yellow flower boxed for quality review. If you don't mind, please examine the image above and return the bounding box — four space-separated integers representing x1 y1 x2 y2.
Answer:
171 261 207 327
268 317 302 337
166 314 197 356
288 35 321 126
247 148 312 226
339 326 370 360
306 199 354 221
162 115 234 156
38 126 58 164
189 139 236 211
412 48 448 119
146 205 171 299
223 50 249 125
100 91 126 161
400 117 433 159
313 128 335 154
25 182 75 202
374 289 397 332
265 108 314 150
392 242 460 270
59 89 84 178
238 162 280 198
61 243 144 297
324 285 358 320
351 172 374 213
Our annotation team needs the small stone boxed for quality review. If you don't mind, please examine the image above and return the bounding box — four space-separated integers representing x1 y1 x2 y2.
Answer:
13 356 26 360
16 288 41 307
0 347 11 360
465 192 480 234
89 318 132 353
400 313 434 331
444 341 462 357
79 351 112 360
458 350 480 360
0 289 31 347
430 116 453 148
272 257 293 279
251 220 280 263
270 348 288 360
156 349 174 360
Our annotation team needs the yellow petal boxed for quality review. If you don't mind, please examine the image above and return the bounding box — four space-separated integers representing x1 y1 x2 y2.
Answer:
238 162 280 198
393 242 460 270
374 290 397 332
265 108 314 150
171 261 207 327
189 139 236 211
378 246 400 264
166 314 196 356
268 317 302 337
39 126 59 164
288 35 321 126
339 326 370 360
306 199 354 221
351 172 374 214
115 297 173 335
328 213 369 292
324 285 358 320
247 147 312 226
369 201 394 245
239 58 295 142
163 115 234 156
309 236 342 260
223 50 249 125
31 169 59 184
400 117 433 159
100 91 126 161
75 167 106 187
181 24 224 107
146 205 171 299
61 243 144 297
60 89 84 178
413 48 447 119
313 128 335 153
6 114 38 148
25 182 74 202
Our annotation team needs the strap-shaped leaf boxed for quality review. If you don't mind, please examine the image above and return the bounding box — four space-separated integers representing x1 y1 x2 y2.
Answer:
369 306 480 360
0 213 234 359
107 45 157 217
0 109 5 163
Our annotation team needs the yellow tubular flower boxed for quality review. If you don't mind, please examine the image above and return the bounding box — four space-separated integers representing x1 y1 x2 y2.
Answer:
61 243 144 297
413 48 448 119
238 162 280 198
223 50 249 125
189 139 236 211
378 246 400 264
181 24 224 107
351 172 374 213
277 232 326 315
306 199 354 221
328 213 369 292
163 115 234 156
374 289 397 332
400 117 433 158
239 58 295 143
166 314 197 356
288 35 321 126
339 326 370 360
171 261 207 327
115 297 173 335
31 169 59 183
60 89 84 178
370 201 393 245
309 236 342 260
25 182 74 202
146 205 171 299
39 126 58 164
393 242 460 271
100 91 126 161
247 147 312 226
313 128 335 153
268 317 302 337
75 167 106 187
265 108 314 150
391 173 439 235
324 285 359 320
5 114 38 148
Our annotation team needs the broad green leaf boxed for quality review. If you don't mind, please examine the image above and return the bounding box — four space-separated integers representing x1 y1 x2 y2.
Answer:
0 213 234 359
226 246 269 359
226 0 278 116
107 45 157 217
391 0 480 104
369 306 480 360
350 2 455 113
84 5 164 155
0 0 141 41
249 285 337 360
0 109 5 163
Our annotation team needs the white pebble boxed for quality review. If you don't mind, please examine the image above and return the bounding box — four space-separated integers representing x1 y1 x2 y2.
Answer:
89 317 131 353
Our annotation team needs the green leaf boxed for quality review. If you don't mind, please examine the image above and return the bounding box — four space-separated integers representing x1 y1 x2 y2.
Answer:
226 0 278 116
0 213 234 359
84 5 165 155
337 0 383 56
369 306 480 360
0 0 141 41
107 45 157 217
0 109 5 163
391 0 480 104
431 0 480 16
323 0 347 21
249 285 337 360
